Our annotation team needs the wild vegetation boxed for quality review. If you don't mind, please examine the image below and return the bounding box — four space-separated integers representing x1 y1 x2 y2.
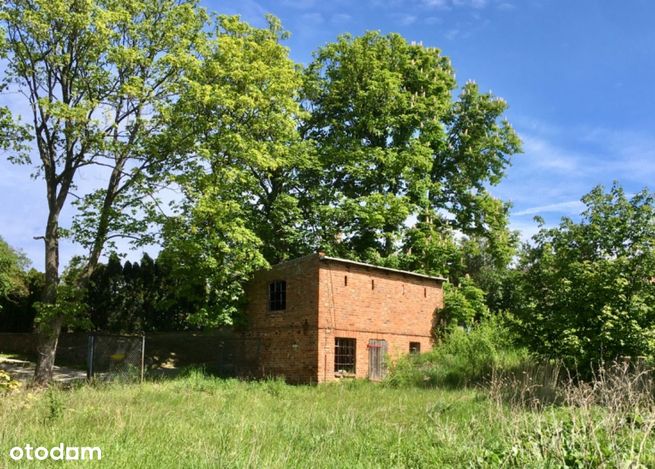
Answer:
1 0 655 465
1 365 654 468
1 0 520 382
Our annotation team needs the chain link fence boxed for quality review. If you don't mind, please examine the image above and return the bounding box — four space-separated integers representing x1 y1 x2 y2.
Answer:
87 334 145 382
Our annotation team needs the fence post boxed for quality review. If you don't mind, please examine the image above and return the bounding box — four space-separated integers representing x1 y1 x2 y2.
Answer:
87 334 95 380
140 334 146 383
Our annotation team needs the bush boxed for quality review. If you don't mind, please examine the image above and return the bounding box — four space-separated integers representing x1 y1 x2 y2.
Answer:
435 278 489 339
0 369 21 393
386 317 528 388
514 184 655 372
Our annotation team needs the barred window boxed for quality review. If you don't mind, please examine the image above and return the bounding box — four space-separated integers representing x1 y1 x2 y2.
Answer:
268 280 286 311
409 342 421 354
334 338 356 374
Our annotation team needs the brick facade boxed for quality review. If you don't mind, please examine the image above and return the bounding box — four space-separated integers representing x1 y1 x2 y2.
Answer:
244 253 444 383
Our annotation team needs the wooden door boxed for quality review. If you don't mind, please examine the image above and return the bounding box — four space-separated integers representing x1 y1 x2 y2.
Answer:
368 339 388 380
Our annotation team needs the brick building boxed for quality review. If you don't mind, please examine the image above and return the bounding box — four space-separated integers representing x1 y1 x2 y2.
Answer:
243 253 445 383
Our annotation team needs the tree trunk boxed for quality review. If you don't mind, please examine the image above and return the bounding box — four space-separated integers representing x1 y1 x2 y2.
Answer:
33 315 63 386
33 212 62 386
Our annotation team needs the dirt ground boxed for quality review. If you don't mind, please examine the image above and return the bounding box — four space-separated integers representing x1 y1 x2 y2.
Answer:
0 357 87 384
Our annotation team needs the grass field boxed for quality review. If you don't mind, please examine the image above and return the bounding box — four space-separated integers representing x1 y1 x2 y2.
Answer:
1 369 654 468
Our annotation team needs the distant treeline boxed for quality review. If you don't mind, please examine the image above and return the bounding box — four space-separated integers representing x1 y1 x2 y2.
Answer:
0 253 206 334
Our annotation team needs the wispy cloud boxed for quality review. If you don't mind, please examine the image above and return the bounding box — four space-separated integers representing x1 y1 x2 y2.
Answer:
520 134 584 172
423 0 490 9
331 13 352 24
397 14 418 26
513 200 584 217
279 0 317 9
493 116 655 241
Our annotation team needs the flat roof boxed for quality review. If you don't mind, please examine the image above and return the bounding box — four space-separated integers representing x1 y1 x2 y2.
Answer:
318 254 446 282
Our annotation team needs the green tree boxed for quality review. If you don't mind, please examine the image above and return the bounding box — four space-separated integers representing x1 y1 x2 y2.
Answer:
0 0 207 384
514 184 655 370
302 32 521 269
435 277 490 338
0 236 29 303
0 269 44 332
158 15 312 325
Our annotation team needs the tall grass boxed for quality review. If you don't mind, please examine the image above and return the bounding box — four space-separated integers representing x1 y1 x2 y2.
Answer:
386 318 529 388
1 366 654 467
0 374 492 467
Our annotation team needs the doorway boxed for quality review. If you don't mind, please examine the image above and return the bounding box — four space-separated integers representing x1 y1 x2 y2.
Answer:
367 339 388 380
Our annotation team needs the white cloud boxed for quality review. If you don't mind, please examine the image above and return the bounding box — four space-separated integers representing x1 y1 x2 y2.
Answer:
513 200 584 217
331 13 352 24
423 0 450 8
453 0 487 8
424 16 443 24
397 14 418 26
444 28 461 40
520 134 583 172
423 0 489 9
300 12 324 24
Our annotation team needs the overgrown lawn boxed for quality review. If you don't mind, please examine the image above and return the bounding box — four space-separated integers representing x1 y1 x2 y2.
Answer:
1 371 653 467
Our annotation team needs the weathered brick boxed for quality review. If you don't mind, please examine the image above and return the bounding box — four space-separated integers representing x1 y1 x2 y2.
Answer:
244 253 444 383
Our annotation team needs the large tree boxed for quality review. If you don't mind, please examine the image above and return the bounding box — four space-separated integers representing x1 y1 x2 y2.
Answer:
301 32 521 273
514 184 655 370
158 15 312 325
0 0 207 384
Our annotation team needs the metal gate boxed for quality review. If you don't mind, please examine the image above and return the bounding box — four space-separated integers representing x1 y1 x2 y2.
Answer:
368 339 388 381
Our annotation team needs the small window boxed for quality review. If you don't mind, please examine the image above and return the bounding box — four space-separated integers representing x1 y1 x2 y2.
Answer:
334 338 356 374
344 275 348 286
409 342 421 354
268 280 286 311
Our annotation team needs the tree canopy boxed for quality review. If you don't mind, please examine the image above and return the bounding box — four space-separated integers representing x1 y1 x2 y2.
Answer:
513 184 655 369
301 32 521 272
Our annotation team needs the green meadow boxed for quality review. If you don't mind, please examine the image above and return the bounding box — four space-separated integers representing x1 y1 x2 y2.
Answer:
2 369 654 468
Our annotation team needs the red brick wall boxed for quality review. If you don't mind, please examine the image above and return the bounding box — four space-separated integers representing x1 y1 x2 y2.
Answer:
243 254 320 383
316 260 443 382
243 254 444 384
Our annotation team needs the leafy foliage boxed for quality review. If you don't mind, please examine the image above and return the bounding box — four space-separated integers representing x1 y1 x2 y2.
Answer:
0 236 29 302
158 15 311 324
302 32 521 269
0 269 43 332
86 252 214 332
436 278 490 337
0 370 21 394
387 317 527 388
513 184 655 369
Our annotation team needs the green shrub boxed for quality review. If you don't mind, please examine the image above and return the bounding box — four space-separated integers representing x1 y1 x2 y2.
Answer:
386 317 528 388
435 278 490 338
514 185 655 372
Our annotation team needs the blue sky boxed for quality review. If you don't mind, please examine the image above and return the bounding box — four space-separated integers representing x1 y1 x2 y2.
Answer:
1 0 655 269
